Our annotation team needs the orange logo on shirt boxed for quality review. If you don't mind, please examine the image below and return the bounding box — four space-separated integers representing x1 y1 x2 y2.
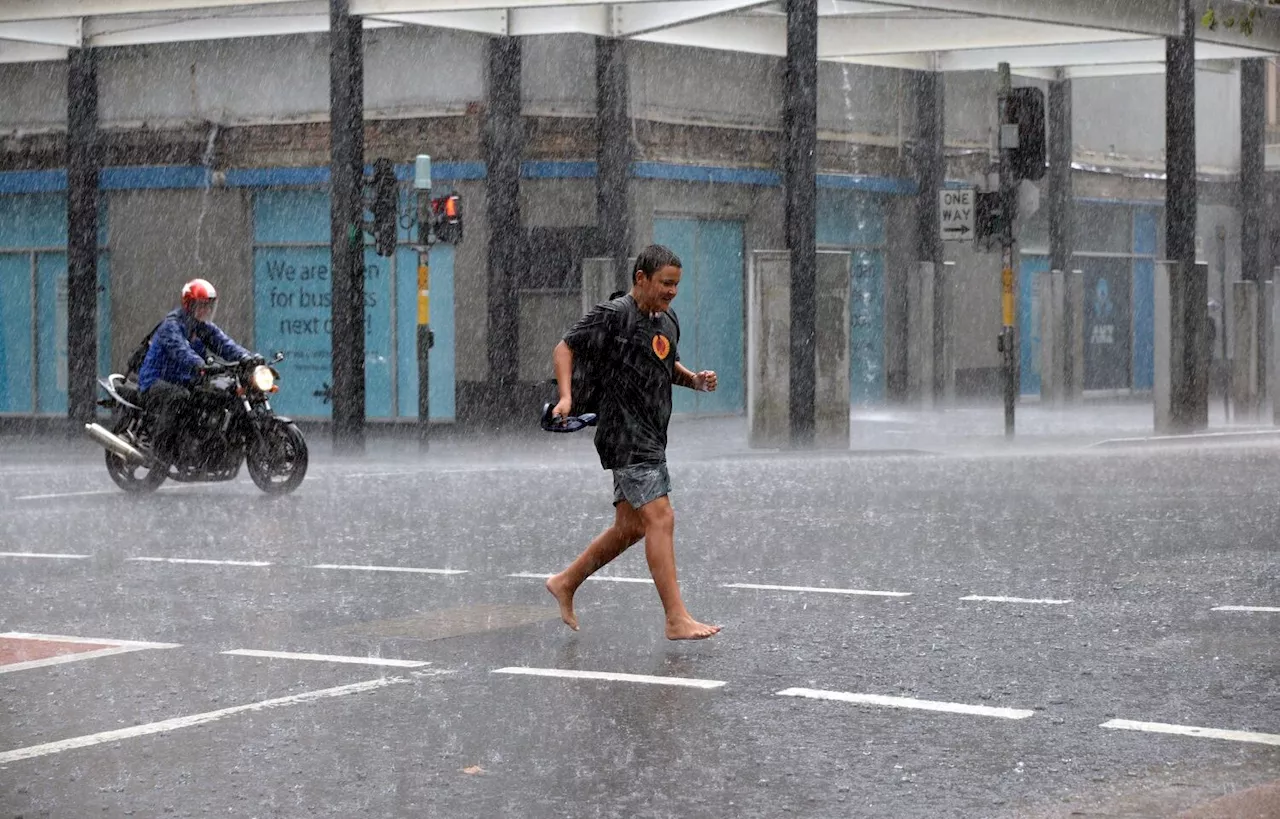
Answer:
651 334 671 360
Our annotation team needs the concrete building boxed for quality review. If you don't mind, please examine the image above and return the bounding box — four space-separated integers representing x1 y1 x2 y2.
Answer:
0 16 1277 428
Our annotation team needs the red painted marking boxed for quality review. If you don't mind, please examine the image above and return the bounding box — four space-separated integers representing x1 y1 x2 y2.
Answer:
0 637 114 666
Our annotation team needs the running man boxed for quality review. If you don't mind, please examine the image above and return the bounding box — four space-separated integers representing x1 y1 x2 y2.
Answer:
545 244 722 641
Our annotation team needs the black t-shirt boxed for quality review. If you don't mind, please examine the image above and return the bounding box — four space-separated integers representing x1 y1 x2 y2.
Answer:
563 294 680 470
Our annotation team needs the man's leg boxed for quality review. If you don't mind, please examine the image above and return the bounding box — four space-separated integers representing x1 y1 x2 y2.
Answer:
145 381 189 464
546 502 645 631
636 496 721 641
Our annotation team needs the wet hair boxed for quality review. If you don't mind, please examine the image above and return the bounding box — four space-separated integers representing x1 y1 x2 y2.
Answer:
632 244 682 285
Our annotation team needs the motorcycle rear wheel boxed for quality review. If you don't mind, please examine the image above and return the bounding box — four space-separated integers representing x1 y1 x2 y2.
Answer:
104 417 168 493
247 422 308 495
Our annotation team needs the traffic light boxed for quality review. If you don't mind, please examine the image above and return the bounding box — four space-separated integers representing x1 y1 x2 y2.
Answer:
433 193 463 244
1004 87 1046 182
370 158 397 257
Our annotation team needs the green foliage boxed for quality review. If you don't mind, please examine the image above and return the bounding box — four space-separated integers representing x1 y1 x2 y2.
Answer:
1202 1 1275 35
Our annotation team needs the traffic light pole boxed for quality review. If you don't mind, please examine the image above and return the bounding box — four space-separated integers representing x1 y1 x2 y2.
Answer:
414 156 435 452
997 62 1017 438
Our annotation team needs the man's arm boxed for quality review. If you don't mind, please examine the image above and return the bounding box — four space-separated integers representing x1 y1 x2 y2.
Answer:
673 361 717 392
203 323 252 362
553 341 574 405
154 319 205 371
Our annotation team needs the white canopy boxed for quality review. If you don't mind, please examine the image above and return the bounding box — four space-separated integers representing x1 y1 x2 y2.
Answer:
0 0 1278 77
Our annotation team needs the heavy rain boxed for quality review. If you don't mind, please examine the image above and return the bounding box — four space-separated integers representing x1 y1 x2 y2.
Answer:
0 0 1277 817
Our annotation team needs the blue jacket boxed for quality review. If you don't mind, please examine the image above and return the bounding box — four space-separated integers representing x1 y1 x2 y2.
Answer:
138 308 251 392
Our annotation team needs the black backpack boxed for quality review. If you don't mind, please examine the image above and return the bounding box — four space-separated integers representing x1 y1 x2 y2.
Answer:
124 321 163 382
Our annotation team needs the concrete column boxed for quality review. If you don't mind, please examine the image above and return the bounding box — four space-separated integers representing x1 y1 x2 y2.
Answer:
67 47 100 428
784 0 818 447
748 251 793 449
485 36 524 388
1165 0 1208 430
1066 269 1085 402
1156 261 1210 433
907 262 935 409
913 71 945 401
1039 270 1066 408
814 251 851 448
749 250 850 449
1231 281 1261 421
1242 59 1267 408
596 38 631 292
581 257 622 314
328 0 365 451
1266 279 1275 410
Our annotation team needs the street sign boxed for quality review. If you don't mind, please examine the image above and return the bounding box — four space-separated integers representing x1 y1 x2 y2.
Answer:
939 188 975 242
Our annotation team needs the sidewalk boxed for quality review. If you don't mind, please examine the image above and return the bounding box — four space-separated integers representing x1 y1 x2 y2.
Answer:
6 400 1278 468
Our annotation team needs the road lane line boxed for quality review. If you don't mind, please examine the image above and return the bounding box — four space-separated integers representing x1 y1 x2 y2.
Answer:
0 633 181 675
776 688 1035 720
14 490 118 501
312 564 467 575
723 583 911 597
129 557 272 567
1212 605 1280 613
0 552 90 560
1101 718 1280 747
961 595 1072 605
0 677 407 765
222 649 430 668
507 571 652 584
493 667 725 689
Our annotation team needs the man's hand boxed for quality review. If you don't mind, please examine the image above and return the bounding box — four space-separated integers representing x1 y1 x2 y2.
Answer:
551 396 573 423
692 370 717 392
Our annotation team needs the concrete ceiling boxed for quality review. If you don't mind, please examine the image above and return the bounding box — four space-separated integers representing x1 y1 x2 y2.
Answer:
0 0 1278 77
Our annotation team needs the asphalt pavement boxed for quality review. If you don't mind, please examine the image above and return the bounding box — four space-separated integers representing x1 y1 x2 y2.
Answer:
0 411 1277 818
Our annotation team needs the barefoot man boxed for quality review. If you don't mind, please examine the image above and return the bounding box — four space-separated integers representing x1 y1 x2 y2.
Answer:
545 245 722 641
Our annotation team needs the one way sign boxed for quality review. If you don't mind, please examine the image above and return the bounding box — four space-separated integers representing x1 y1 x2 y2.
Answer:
939 188 975 242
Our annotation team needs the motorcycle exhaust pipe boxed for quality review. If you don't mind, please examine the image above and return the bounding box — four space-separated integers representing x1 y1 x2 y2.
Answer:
84 423 146 465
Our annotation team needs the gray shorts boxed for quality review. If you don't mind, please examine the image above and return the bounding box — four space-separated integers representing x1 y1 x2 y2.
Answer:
611 461 671 509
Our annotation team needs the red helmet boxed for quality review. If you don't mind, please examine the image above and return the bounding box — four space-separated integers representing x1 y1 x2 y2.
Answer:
181 278 217 313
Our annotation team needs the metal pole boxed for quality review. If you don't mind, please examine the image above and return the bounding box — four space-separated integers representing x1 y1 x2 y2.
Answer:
1241 58 1267 404
597 37 632 292
67 47 99 430
997 62 1017 437
914 70 946 403
1048 73 1074 402
414 156 434 451
784 0 818 448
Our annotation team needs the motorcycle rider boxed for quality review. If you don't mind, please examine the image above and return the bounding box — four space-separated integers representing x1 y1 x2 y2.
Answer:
137 279 260 465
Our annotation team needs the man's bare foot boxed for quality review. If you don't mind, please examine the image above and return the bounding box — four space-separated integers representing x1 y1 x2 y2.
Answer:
665 616 721 641
546 574 579 631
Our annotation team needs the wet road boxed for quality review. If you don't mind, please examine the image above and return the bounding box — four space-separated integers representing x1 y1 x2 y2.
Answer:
1 427 1277 818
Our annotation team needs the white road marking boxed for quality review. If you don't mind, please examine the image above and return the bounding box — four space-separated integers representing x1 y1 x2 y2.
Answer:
1212 605 1280 613
723 582 911 598
961 595 1072 605
129 557 272 567
0 677 407 765
14 490 118 501
0 552 90 560
311 564 467 575
507 572 653 584
1101 718 1280 747
493 667 725 689
776 688 1035 720
222 649 430 668
0 632 180 675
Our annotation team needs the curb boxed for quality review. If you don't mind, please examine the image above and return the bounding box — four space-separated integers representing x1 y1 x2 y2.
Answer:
1091 429 1280 449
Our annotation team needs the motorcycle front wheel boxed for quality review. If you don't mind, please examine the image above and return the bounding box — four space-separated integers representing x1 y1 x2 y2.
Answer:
247 422 308 495
104 417 168 493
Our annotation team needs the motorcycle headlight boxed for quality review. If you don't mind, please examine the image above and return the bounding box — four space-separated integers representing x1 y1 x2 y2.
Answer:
251 365 275 392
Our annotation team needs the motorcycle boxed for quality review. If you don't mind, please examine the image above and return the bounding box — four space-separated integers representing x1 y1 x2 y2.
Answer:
85 352 309 495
